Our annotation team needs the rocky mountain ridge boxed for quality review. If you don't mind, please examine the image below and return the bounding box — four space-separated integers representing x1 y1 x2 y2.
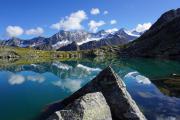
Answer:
0 29 140 51
120 8 180 60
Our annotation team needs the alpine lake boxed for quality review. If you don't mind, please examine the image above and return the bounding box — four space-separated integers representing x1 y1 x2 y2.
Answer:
0 57 180 120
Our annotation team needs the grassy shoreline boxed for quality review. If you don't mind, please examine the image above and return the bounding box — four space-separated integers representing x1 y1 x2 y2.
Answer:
0 46 119 59
0 46 119 67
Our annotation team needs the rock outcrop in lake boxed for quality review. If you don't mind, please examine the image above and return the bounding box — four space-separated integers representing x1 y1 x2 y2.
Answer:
39 66 146 120
121 8 180 60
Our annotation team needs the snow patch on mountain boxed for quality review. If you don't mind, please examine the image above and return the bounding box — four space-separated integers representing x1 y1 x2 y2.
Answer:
50 29 141 48
77 36 103 45
77 64 101 72
77 30 110 45
18 44 30 48
1 28 142 50
105 28 118 34
124 30 141 37
52 61 73 70
52 40 72 49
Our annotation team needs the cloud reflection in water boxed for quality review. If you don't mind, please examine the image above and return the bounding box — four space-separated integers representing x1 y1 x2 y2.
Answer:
124 71 151 85
53 79 82 92
52 63 101 92
9 74 25 85
8 73 45 85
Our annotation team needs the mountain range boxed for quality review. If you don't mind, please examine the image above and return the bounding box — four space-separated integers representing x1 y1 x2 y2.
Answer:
1 8 180 60
0 29 142 51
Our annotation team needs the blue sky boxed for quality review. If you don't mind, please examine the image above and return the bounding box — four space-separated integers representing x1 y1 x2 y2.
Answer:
0 0 180 39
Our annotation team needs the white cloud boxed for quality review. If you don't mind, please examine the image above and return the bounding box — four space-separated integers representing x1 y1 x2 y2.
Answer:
110 20 117 25
8 72 45 85
138 92 154 98
6 26 24 37
51 10 87 31
88 20 105 33
105 28 118 33
135 75 151 85
124 71 151 85
9 74 25 85
53 79 82 92
27 75 45 83
135 22 152 32
91 8 100 15
103 11 108 15
25 27 44 36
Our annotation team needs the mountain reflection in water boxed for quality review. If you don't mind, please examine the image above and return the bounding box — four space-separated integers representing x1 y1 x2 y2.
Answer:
0 58 180 120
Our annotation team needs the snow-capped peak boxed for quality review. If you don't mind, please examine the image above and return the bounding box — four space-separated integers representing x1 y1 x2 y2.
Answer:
52 40 72 49
76 30 109 45
77 37 102 45
124 30 141 37
52 29 142 48
105 28 118 34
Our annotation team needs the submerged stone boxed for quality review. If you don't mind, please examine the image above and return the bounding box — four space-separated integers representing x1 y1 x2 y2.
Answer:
39 66 146 120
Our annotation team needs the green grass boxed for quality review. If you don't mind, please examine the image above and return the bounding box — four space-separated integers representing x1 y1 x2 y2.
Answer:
3 45 120 57
0 46 83 59
0 45 121 67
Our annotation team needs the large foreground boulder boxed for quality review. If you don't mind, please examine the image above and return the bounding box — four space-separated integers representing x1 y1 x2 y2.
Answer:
47 92 112 120
39 66 146 120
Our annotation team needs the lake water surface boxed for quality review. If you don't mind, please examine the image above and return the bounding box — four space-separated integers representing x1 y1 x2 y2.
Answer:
0 58 180 120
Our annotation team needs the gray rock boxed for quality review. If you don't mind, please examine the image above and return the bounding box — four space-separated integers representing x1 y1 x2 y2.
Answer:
40 66 146 120
0 51 20 59
58 41 80 51
47 92 112 120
